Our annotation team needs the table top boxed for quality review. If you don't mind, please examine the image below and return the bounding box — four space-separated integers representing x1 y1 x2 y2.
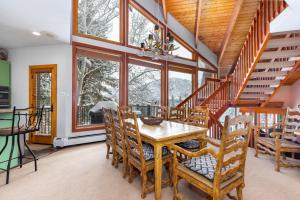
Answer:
128 119 207 142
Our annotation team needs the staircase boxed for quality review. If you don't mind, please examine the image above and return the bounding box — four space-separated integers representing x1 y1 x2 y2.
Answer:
175 0 289 139
238 31 300 107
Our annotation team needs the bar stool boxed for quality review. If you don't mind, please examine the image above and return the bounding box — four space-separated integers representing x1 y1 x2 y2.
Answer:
0 106 44 184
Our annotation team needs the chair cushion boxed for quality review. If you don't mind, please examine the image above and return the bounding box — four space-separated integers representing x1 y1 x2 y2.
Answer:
182 154 230 180
142 143 169 161
177 140 200 149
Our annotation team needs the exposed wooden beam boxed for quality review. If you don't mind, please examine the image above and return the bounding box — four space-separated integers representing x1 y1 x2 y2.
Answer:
240 93 269 99
218 0 244 65
161 0 167 23
195 0 202 47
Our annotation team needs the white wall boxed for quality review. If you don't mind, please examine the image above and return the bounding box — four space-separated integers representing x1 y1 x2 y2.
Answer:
290 79 300 108
8 44 104 144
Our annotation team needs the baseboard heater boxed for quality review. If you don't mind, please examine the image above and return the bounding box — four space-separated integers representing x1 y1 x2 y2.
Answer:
54 133 106 148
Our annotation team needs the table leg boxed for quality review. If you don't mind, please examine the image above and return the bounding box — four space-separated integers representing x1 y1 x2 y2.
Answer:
154 143 162 200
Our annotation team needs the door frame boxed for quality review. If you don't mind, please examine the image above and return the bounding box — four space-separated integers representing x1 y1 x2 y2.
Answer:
29 64 57 144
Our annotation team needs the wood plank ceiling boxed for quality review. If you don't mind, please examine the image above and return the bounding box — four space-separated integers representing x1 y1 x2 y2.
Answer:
164 0 260 76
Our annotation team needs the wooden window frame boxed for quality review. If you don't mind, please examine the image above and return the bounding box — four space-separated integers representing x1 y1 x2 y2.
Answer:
127 54 165 108
126 0 165 49
72 42 125 132
167 62 197 107
72 0 125 45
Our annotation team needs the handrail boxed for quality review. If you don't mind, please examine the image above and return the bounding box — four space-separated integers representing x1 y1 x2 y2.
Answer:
200 80 230 117
230 0 288 103
176 78 221 109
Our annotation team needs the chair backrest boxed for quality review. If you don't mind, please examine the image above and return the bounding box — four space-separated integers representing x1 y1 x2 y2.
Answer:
283 107 300 134
103 108 114 142
15 106 44 133
185 106 209 128
120 110 146 164
169 107 186 121
213 115 252 188
113 109 126 151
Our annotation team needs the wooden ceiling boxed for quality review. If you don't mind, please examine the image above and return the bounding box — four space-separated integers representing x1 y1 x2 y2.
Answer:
163 0 261 74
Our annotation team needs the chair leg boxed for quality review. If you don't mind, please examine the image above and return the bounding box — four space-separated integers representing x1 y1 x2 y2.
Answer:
106 143 110 159
141 172 148 199
236 185 243 200
275 141 281 172
254 142 259 157
167 161 173 186
0 136 9 156
24 134 37 171
173 166 180 200
123 155 127 178
6 135 15 184
17 134 23 168
128 163 133 183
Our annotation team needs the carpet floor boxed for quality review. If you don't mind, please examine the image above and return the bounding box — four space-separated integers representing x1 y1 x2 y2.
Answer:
0 143 299 200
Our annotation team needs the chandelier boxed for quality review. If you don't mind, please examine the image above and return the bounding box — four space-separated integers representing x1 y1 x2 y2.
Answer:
139 25 179 60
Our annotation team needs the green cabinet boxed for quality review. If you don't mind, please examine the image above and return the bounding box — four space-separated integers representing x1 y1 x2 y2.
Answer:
0 60 10 87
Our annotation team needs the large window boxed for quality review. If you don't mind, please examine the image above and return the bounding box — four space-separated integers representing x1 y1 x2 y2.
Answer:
128 58 162 116
168 71 192 107
77 0 121 42
128 3 162 47
73 47 121 131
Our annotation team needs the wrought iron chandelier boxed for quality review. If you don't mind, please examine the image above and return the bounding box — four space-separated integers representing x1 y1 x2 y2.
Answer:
139 25 179 60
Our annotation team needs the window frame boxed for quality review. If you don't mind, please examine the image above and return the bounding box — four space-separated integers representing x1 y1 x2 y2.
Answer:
126 54 166 107
73 0 125 45
72 42 125 132
167 63 197 107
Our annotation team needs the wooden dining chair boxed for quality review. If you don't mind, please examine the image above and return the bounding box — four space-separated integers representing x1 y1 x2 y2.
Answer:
177 106 209 153
171 115 252 200
120 111 172 199
169 107 186 122
103 108 115 165
112 109 128 178
254 107 300 171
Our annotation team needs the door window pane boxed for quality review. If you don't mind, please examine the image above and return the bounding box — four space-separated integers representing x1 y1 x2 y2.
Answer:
76 55 120 126
78 0 120 42
168 71 192 107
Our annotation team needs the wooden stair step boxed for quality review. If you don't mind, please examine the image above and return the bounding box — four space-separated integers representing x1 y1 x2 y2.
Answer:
251 71 287 78
240 93 269 99
243 87 274 93
247 80 280 86
261 49 300 59
267 37 300 48
255 61 295 69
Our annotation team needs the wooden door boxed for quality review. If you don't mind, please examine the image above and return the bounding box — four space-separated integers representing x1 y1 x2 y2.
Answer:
29 64 57 144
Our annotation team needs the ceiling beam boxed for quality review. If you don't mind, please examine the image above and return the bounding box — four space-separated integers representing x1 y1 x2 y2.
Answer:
195 0 202 47
218 0 244 65
161 0 167 23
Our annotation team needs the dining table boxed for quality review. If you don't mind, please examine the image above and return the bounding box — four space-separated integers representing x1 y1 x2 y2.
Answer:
134 119 208 200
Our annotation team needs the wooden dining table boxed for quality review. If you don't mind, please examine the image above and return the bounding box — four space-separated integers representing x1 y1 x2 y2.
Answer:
135 119 208 200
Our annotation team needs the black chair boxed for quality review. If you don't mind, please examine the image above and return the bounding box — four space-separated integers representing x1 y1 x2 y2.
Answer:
0 106 44 184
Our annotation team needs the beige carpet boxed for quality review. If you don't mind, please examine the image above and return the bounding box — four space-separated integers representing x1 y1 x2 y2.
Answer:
0 143 299 200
